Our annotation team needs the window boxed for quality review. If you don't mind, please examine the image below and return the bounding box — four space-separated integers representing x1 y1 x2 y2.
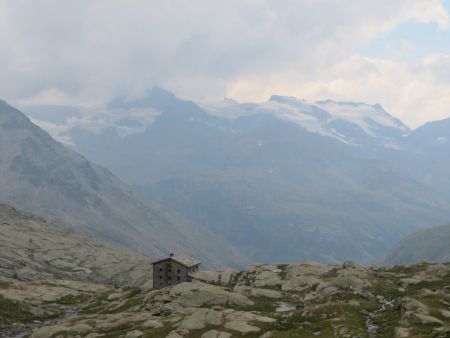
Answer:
159 275 162 279
168 269 171 273
159 268 162 272
177 269 180 274
177 277 180 281
168 276 171 280
160 282 162 286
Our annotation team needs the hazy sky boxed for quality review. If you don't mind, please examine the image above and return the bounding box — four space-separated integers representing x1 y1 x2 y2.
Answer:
1 0 450 127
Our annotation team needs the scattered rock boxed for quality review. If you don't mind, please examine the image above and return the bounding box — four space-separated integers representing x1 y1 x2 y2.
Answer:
179 308 223 330
30 325 68 338
166 331 184 338
254 270 282 288
402 297 430 315
139 319 163 329
225 320 260 333
124 330 143 338
439 309 450 318
410 313 444 325
68 323 93 335
395 327 409 337
201 329 232 338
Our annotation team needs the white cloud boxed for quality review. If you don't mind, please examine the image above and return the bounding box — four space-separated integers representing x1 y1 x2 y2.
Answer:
228 54 450 128
0 0 449 126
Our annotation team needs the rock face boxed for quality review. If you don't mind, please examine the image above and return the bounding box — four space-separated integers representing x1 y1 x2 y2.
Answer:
1 259 450 337
0 204 152 285
0 100 247 268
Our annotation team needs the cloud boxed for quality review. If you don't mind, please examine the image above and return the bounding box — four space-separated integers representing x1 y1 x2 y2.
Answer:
228 54 450 128
0 0 449 126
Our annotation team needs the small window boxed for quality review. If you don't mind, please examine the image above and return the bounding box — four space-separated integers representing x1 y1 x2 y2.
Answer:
168 269 171 273
168 276 171 280
160 282 162 286
177 269 181 274
177 277 180 281
159 268 162 271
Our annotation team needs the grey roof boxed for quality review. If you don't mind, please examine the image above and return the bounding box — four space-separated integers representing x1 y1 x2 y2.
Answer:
152 255 201 268
172 255 201 267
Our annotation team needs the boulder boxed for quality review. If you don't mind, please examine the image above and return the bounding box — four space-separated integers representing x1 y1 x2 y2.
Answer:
331 276 367 291
410 313 444 325
395 327 409 337
140 319 163 329
201 330 232 338
224 310 276 323
225 320 260 333
254 271 282 288
401 297 430 315
124 330 143 338
281 261 333 292
169 282 253 309
68 323 94 335
30 325 68 338
439 309 450 319
107 292 122 301
179 308 223 330
166 331 184 338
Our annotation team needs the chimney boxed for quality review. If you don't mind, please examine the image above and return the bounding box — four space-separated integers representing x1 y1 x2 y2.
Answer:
169 253 174 257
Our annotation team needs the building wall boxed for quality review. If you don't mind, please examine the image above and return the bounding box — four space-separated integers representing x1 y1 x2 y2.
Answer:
153 259 198 289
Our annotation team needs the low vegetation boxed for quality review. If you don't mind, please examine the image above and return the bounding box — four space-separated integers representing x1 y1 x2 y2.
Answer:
1 261 449 338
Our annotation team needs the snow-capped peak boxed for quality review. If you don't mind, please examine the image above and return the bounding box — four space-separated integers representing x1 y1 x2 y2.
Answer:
202 95 411 147
315 100 410 136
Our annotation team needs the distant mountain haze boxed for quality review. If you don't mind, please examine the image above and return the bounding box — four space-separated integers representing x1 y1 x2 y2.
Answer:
24 88 450 264
382 223 450 264
0 99 247 268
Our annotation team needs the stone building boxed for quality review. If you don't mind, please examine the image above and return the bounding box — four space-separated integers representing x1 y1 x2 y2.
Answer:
152 254 201 289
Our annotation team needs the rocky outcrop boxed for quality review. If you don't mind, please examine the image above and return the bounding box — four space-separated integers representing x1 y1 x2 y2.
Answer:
1 260 449 338
0 204 152 285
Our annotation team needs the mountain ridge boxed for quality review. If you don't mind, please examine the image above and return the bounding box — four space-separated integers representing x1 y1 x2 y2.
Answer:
0 99 248 268
0 203 153 285
382 223 450 265
33 88 450 265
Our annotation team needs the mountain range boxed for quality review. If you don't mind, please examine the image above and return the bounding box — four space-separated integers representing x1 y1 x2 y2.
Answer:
0 99 246 268
23 88 450 264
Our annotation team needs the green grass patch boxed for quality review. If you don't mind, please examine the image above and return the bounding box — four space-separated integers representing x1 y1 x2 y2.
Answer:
79 292 110 315
106 297 143 314
0 295 34 327
0 280 12 289
54 293 91 305
142 324 174 338
96 323 135 338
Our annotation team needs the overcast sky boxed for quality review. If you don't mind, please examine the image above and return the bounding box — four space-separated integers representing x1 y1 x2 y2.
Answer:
1 0 450 127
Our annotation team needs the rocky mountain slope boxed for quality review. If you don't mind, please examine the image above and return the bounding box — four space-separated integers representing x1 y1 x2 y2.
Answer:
35 88 450 264
0 99 246 268
383 223 450 265
2 260 449 337
0 203 153 286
